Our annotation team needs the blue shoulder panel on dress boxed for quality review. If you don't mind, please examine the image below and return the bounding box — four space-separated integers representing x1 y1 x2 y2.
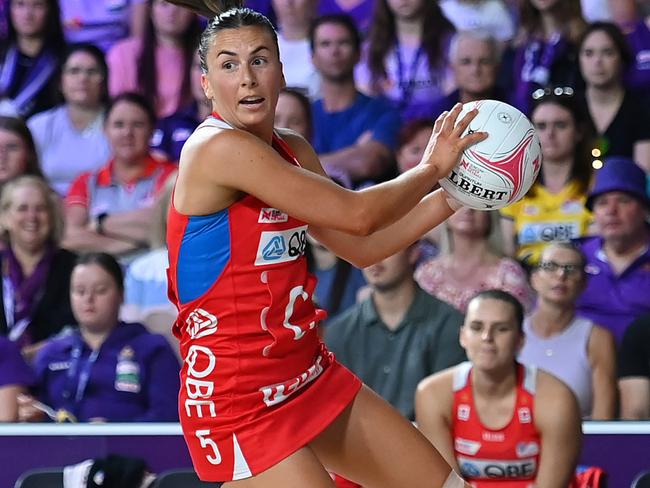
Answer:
177 209 230 304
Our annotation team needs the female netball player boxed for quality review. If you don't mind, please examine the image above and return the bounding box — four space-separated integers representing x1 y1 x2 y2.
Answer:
415 290 582 487
165 1 486 486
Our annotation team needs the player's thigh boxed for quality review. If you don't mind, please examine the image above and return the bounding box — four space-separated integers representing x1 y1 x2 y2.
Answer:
223 445 335 488
310 385 452 488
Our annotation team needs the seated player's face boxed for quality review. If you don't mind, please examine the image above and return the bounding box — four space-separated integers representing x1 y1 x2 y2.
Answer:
105 101 154 163
203 26 285 132
460 298 523 371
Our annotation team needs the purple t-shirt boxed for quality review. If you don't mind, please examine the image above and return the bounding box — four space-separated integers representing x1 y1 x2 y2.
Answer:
317 0 374 37
624 19 650 95
0 337 34 388
33 322 180 422
574 235 650 343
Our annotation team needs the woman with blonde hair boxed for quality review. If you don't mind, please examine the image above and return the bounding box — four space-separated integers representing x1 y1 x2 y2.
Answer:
416 208 533 313
0 175 76 356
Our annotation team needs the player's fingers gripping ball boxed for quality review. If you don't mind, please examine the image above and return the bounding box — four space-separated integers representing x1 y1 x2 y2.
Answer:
439 100 542 210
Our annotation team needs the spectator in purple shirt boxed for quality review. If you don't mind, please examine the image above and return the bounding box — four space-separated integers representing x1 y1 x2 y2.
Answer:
609 0 650 94
20 252 180 422
574 156 650 343
0 336 34 422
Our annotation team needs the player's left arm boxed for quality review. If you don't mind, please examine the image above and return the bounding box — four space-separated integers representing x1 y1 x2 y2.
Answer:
534 371 582 488
283 130 458 267
588 324 617 420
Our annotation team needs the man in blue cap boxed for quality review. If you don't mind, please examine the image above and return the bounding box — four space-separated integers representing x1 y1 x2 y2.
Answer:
574 157 650 344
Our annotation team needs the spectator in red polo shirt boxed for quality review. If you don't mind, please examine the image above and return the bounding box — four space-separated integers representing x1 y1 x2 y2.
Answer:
63 92 176 259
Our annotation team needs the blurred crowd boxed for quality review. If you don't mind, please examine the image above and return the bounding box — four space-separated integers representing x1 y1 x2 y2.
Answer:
0 0 649 450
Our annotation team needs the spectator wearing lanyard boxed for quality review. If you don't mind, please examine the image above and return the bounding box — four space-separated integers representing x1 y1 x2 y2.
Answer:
20 252 180 423
0 336 35 422
62 93 177 260
0 0 66 118
505 0 585 115
0 176 76 359
356 0 455 122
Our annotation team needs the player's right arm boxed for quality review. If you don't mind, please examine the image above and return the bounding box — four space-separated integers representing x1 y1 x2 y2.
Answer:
415 369 460 472
174 105 485 240
533 371 582 488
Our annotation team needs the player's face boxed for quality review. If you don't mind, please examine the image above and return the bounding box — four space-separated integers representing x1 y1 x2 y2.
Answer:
532 102 577 163
61 51 105 107
579 30 623 89
0 129 29 183
362 248 415 293
531 246 584 306
592 191 648 242
452 38 498 97
311 22 359 83
396 126 432 173
447 207 491 239
202 26 285 137
104 100 153 163
460 298 523 371
70 264 122 332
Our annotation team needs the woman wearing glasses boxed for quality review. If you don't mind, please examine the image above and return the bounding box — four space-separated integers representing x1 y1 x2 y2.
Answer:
519 242 617 419
500 89 593 266
27 44 111 196
577 21 650 173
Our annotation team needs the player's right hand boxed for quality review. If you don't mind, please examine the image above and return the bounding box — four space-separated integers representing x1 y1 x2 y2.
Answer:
420 103 487 180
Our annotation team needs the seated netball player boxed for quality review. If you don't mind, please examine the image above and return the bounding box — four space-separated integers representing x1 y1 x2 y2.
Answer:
164 0 488 487
415 290 582 488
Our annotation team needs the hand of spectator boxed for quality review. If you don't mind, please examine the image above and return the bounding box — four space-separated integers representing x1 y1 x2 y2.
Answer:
17 394 46 422
420 104 486 180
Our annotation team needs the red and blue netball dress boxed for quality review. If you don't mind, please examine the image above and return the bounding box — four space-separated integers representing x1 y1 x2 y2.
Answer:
451 362 541 488
166 115 362 482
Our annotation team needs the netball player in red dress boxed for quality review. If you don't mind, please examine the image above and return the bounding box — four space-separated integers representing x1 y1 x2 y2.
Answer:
165 1 486 486
415 290 582 488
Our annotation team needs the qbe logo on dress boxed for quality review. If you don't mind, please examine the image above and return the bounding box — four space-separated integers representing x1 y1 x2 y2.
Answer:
255 225 308 266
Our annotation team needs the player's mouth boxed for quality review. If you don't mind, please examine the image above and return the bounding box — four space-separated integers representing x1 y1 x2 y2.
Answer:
239 96 265 106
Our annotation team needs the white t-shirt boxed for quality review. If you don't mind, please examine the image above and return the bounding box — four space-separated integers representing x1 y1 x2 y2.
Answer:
580 0 611 22
28 106 111 195
277 35 321 99
439 0 516 41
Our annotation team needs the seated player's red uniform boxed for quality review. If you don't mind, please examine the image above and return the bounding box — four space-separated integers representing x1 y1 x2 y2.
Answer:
166 116 361 482
451 362 541 487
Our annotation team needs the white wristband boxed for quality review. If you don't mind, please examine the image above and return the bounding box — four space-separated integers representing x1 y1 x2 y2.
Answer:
441 470 465 488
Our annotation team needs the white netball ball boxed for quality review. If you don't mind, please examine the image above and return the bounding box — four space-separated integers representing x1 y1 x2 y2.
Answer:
439 100 542 210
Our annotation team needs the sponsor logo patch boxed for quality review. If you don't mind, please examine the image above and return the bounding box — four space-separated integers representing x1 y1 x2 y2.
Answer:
258 208 288 223
455 437 482 455
516 441 540 458
186 308 218 339
255 226 307 266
